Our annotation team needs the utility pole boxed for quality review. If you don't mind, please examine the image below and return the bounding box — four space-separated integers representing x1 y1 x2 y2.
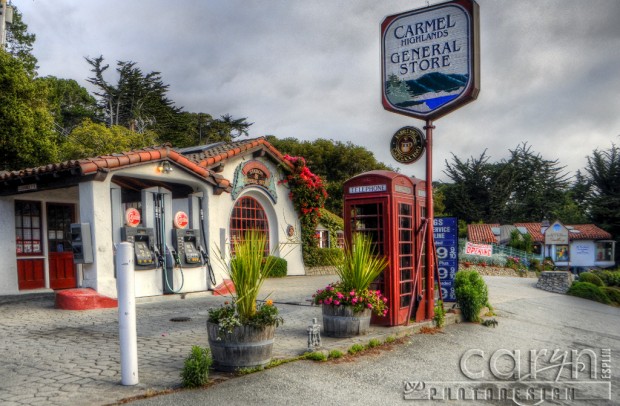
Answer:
0 0 13 50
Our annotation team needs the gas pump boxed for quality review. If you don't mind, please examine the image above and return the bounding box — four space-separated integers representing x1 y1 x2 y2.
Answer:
121 227 157 270
173 229 202 267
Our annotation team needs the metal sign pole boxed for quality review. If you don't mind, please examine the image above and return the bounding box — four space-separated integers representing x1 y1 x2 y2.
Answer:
425 120 435 319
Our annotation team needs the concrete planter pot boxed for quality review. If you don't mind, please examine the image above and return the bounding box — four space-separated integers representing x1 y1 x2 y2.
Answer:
206 322 276 371
322 304 372 338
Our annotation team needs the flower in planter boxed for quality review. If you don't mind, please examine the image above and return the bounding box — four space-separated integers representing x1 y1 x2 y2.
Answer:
312 233 389 317
313 283 388 316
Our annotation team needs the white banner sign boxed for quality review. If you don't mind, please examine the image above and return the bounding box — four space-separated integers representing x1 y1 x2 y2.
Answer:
465 242 492 257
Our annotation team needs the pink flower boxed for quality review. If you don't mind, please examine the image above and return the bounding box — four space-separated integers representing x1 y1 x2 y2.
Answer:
349 291 355 296
334 300 340 306
382 297 388 303
318 300 323 304
367 304 373 309
336 292 344 299
351 298 358 304
325 297 332 305
383 310 388 316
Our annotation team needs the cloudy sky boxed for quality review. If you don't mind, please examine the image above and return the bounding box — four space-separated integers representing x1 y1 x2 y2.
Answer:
15 0 620 182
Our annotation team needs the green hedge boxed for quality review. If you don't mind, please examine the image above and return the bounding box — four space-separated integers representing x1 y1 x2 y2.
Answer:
454 270 490 322
594 270 620 287
578 272 604 287
567 282 611 304
267 256 287 278
601 287 620 305
304 247 343 267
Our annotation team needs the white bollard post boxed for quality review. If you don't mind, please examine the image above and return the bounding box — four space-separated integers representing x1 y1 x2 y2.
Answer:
116 242 139 385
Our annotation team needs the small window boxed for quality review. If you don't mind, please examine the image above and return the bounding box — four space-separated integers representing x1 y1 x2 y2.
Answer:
596 242 614 262
15 201 43 255
555 245 569 262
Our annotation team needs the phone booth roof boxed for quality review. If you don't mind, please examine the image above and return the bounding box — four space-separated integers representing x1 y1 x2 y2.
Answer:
344 170 416 198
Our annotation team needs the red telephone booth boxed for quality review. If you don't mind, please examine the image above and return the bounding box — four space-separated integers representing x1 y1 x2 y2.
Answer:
343 170 429 326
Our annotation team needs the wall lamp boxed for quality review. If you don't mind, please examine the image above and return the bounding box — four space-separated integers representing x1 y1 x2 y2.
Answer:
157 161 173 174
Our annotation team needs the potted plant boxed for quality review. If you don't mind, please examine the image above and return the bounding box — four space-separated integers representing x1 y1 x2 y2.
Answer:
207 230 284 371
312 233 388 337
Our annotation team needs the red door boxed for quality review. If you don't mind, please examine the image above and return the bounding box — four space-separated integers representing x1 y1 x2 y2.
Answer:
47 203 77 290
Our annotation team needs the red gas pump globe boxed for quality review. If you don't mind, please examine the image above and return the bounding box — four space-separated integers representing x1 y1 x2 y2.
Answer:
343 170 432 326
173 211 189 229
125 208 141 227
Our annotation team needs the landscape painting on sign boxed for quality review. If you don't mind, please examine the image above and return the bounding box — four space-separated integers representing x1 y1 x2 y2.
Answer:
385 72 469 112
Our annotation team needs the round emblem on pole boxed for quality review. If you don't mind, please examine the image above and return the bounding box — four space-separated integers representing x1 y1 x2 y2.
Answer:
390 126 426 164
174 211 189 229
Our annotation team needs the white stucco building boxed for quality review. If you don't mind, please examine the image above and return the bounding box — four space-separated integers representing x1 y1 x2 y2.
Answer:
0 138 305 298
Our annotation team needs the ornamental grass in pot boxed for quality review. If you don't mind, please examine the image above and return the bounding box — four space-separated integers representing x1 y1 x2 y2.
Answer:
207 230 283 371
313 233 389 337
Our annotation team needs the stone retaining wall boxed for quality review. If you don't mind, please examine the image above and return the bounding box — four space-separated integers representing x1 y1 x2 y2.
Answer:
536 271 573 294
305 266 337 276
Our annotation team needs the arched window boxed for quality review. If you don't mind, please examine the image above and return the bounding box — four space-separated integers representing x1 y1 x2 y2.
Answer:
230 196 270 254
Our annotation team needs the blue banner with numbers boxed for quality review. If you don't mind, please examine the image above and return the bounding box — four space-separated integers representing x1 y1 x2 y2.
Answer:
434 217 458 302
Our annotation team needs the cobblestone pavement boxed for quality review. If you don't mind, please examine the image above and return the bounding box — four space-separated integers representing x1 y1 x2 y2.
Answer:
0 275 436 406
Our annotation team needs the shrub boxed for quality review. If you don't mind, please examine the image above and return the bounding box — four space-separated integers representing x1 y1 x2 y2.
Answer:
267 256 288 278
529 258 542 272
601 287 620 305
367 338 382 349
455 270 489 322
328 349 344 359
348 343 365 355
433 300 446 328
567 282 611 304
595 270 620 287
306 248 343 267
578 272 604 287
181 346 212 388
304 351 327 361
543 257 555 271
384 336 396 344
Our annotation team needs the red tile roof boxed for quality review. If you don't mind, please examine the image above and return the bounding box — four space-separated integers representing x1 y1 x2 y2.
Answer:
467 223 499 244
468 222 613 243
0 137 293 194
514 223 544 242
181 137 293 170
0 144 230 189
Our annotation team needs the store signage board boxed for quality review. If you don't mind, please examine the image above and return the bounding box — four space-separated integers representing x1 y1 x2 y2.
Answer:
434 217 458 302
545 221 569 245
381 0 480 120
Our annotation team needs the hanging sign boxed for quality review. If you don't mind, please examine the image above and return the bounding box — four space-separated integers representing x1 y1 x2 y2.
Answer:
125 208 141 227
174 211 189 229
381 0 480 120
390 126 426 164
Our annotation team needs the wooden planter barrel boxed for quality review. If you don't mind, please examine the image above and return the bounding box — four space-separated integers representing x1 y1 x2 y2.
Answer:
207 322 275 371
322 304 372 338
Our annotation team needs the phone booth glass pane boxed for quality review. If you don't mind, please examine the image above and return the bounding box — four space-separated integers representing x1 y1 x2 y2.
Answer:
398 203 414 308
349 202 385 292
